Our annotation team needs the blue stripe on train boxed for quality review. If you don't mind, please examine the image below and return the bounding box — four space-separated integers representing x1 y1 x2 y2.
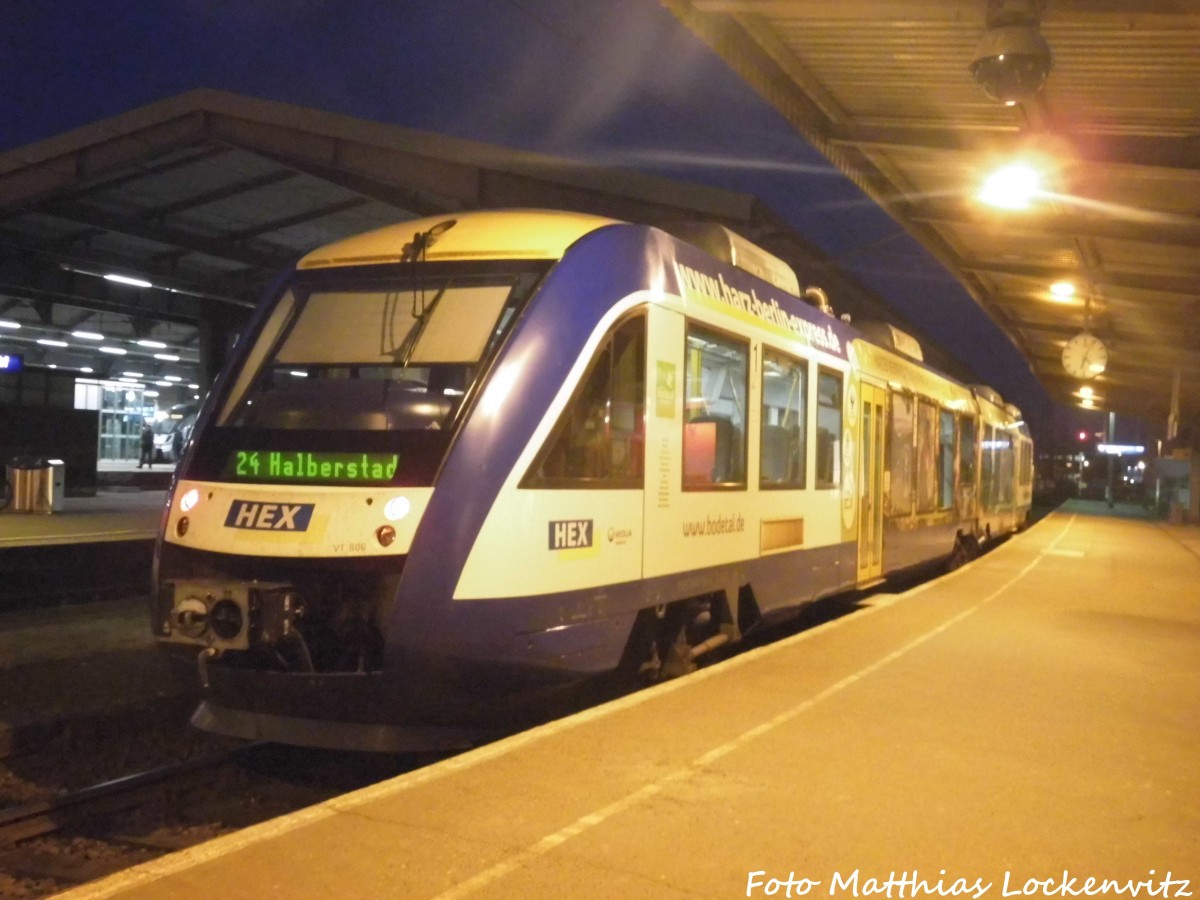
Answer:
387 540 855 675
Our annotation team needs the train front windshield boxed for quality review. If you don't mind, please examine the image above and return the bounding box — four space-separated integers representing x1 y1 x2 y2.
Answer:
194 265 545 486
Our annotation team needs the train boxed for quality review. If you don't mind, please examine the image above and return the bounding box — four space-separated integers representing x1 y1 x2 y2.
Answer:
152 208 1032 751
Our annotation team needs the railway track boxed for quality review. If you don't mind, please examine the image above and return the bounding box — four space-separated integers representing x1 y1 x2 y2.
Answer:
0 738 433 895
0 746 257 846
0 745 260 893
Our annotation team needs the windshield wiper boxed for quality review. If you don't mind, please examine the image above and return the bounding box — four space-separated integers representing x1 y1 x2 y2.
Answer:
395 282 447 369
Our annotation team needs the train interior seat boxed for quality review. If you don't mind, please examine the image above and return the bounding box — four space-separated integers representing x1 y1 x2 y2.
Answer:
684 414 742 484
760 424 793 484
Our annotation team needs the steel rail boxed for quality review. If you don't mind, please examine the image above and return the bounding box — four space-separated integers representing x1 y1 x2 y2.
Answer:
0 744 263 845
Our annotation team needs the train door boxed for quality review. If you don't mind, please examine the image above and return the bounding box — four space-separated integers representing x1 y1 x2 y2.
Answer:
856 381 886 584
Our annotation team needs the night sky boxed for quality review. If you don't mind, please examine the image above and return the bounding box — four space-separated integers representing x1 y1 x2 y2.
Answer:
2 0 1067 441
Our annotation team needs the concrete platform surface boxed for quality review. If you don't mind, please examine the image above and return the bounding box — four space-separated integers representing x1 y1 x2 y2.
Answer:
62 504 1200 899
0 490 166 547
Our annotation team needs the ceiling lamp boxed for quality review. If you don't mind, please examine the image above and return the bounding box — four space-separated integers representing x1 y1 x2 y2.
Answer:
1049 281 1076 299
979 163 1042 209
104 273 153 289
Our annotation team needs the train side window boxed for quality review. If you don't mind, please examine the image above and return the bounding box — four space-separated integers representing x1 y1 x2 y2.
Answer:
888 391 914 516
683 325 748 489
938 409 955 509
815 368 842 490
959 416 977 486
916 399 938 513
760 350 807 489
524 315 645 489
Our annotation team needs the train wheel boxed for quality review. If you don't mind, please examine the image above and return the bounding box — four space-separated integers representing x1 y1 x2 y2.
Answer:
946 533 981 572
622 595 731 685
647 603 697 682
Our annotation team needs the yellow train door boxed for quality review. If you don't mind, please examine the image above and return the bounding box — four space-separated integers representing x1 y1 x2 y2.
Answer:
857 381 886 584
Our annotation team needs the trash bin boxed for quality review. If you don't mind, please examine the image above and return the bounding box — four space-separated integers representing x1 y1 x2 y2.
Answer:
5 456 54 514
48 458 66 512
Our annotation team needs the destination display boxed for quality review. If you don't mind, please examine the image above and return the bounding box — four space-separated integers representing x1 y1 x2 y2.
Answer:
225 450 399 484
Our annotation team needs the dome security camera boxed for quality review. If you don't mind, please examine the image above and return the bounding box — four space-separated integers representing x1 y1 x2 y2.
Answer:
969 25 1052 105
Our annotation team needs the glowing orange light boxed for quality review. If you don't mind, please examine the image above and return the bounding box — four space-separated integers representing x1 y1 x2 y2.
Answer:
979 164 1042 209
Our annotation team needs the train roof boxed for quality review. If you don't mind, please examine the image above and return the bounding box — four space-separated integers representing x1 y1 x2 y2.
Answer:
852 335 1025 431
665 221 800 296
298 208 620 270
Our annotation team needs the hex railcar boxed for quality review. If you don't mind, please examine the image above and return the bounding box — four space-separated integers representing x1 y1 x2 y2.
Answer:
153 209 1031 750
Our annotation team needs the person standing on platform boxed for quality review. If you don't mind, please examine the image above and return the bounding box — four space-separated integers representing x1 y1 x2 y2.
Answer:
138 420 154 468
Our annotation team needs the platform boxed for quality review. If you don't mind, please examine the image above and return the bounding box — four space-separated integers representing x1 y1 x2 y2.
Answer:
0 489 166 549
59 502 1200 899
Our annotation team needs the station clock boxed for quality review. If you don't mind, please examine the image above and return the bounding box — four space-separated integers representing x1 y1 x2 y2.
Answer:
1061 331 1107 379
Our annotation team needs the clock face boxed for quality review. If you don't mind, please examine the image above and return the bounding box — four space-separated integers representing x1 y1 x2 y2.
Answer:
1062 332 1107 379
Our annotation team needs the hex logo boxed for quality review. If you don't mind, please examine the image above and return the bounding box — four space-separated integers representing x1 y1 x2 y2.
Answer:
224 500 315 532
548 519 593 550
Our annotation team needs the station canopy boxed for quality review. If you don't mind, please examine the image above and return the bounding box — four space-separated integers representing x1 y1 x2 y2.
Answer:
0 89 965 392
664 0 1200 434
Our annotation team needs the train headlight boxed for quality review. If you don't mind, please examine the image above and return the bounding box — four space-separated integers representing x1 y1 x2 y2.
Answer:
383 496 411 521
179 488 200 512
376 524 396 547
176 517 189 537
